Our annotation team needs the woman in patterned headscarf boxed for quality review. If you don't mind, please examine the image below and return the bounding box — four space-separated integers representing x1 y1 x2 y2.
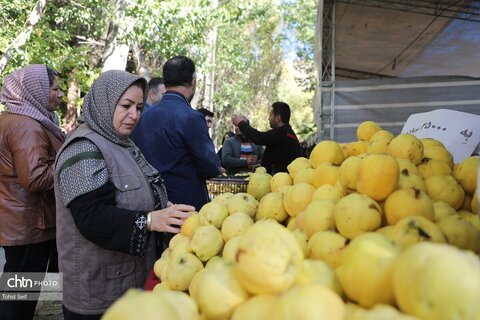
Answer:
54 70 194 319
0 64 64 320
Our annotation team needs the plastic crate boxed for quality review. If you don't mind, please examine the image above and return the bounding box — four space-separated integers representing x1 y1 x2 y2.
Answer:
206 178 248 199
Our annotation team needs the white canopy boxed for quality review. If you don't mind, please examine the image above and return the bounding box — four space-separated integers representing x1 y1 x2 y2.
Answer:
334 2 480 78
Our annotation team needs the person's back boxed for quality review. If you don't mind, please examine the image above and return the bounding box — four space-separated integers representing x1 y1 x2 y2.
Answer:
132 56 220 211
260 123 302 173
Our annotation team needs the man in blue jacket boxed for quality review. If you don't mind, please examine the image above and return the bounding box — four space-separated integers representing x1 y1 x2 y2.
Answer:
132 56 220 214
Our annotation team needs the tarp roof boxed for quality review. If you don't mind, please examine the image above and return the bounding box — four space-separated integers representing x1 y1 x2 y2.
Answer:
334 2 480 79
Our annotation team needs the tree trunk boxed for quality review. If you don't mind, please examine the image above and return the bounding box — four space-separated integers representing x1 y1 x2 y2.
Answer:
62 68 80 133
132 41 151 79
203 25 217 111
0 0 48 75
191 79 203 109
100 0 129 72
202 0 219 143
102 44 129 72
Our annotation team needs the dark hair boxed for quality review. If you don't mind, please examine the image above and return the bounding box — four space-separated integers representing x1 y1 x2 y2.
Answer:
222 131 235 144
163 56 195 87
148 77 164 89
46 66 59 86
271 101 291 124
197 107 214 118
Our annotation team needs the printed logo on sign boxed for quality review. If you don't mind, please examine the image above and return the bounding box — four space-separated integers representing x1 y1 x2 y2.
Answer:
7 274 34 288
4 273 60 290
0 272 63 301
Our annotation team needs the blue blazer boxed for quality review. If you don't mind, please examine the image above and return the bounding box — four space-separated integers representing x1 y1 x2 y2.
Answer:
132 91 220 210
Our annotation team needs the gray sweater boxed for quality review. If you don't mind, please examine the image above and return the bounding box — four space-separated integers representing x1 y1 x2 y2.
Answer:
222 135 264 174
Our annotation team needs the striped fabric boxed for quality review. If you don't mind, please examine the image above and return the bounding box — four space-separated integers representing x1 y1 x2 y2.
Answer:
0 64 64 140
240 141 254 160
317 76 480 143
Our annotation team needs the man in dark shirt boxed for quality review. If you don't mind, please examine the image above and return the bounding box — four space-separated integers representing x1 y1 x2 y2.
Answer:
232 101 303 174
144 77 166 110
197 107 214 129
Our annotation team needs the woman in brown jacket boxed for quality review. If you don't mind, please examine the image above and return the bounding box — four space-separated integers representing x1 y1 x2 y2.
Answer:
0 64 64 320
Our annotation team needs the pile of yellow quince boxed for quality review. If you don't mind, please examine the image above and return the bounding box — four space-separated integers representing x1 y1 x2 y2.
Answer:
103 121 480 320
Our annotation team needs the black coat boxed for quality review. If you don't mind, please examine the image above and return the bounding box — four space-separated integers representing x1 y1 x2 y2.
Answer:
238 121 303 174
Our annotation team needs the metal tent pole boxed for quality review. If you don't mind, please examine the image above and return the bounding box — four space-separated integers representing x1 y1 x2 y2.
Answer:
330 2 336 140
316 0 336 142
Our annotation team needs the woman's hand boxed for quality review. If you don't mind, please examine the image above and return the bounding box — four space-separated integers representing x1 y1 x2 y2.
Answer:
150 204 195 233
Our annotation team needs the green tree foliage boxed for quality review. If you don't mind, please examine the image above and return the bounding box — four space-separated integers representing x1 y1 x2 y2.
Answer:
126 0 212 66
0 0 45 79
0 0 109 114
278 60 316 142
211 0 285 145
33 0 107 87
1 0 106 83
0 0 317 142
281 0 317 91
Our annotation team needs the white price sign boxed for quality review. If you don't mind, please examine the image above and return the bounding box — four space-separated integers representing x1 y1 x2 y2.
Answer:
401 109 480 163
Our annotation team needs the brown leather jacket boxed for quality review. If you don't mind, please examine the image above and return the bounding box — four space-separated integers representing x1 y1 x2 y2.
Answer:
0 113 64 246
